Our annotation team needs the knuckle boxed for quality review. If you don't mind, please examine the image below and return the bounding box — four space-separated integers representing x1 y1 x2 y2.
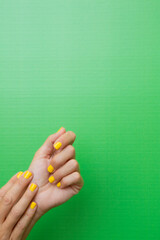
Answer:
25 189 33 199
52 155 59 168
74 172 81 182
48 134 54 141
48 134 56 143
61 178 67 186
54 171 61 181
11 207 21 218
68 131 76 139
25 210 32 218
17 178 25 186
68 145 75 155
70 159 79 169
48 134 52 139
16 220 25 231
3 194 13 206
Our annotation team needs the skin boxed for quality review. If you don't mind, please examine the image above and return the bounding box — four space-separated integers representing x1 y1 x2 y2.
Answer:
23 128 84 239
0 172 38 240
0 128 84 239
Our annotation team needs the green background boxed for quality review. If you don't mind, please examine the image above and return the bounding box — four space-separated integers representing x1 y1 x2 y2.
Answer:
0 1 160 239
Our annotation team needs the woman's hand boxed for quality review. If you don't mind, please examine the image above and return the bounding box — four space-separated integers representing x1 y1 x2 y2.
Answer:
30 128 84 212
0 171 38 240
22 128 84 239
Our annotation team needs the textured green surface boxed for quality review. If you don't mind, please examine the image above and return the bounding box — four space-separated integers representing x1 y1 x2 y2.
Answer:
0 1 160 239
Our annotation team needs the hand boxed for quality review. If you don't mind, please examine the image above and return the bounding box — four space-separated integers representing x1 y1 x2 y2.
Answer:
0 171 38 240
29 128 84 214
22 128 84 238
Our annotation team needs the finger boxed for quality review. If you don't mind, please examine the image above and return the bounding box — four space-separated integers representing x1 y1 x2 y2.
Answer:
0 172 23 202
57 172 83 189
0 170 33 223
35 127 66 157
10 202 37 240
47 145 75 173
48 159 79 184
53 131 76 154
3 182 38 231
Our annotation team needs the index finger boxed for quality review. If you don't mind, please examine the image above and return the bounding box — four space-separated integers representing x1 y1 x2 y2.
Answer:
53 131 76 153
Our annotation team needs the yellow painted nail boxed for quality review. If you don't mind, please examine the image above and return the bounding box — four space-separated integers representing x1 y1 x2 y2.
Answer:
54 142 62 150
57 182 61 188
30 202 37 209
57 127 63 132
30 183 37 192
47 165 54 173
17 171 23 179
24 171 32 179
48 176 55 183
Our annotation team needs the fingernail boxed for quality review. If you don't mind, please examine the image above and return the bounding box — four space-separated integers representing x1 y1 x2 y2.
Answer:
57 182 61 187
24 171 32 179
54 142 62 150
17 171 23 179
48 176 55 183
30 183 37 192
57 127 63 132
30 202 37 209
47 165 54 173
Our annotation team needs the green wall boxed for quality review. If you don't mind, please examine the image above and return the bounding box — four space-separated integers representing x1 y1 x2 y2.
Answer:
0 1 160 239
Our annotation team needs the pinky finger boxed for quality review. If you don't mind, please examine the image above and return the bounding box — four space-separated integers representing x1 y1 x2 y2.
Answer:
10 202 37 240
59 172 84 189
